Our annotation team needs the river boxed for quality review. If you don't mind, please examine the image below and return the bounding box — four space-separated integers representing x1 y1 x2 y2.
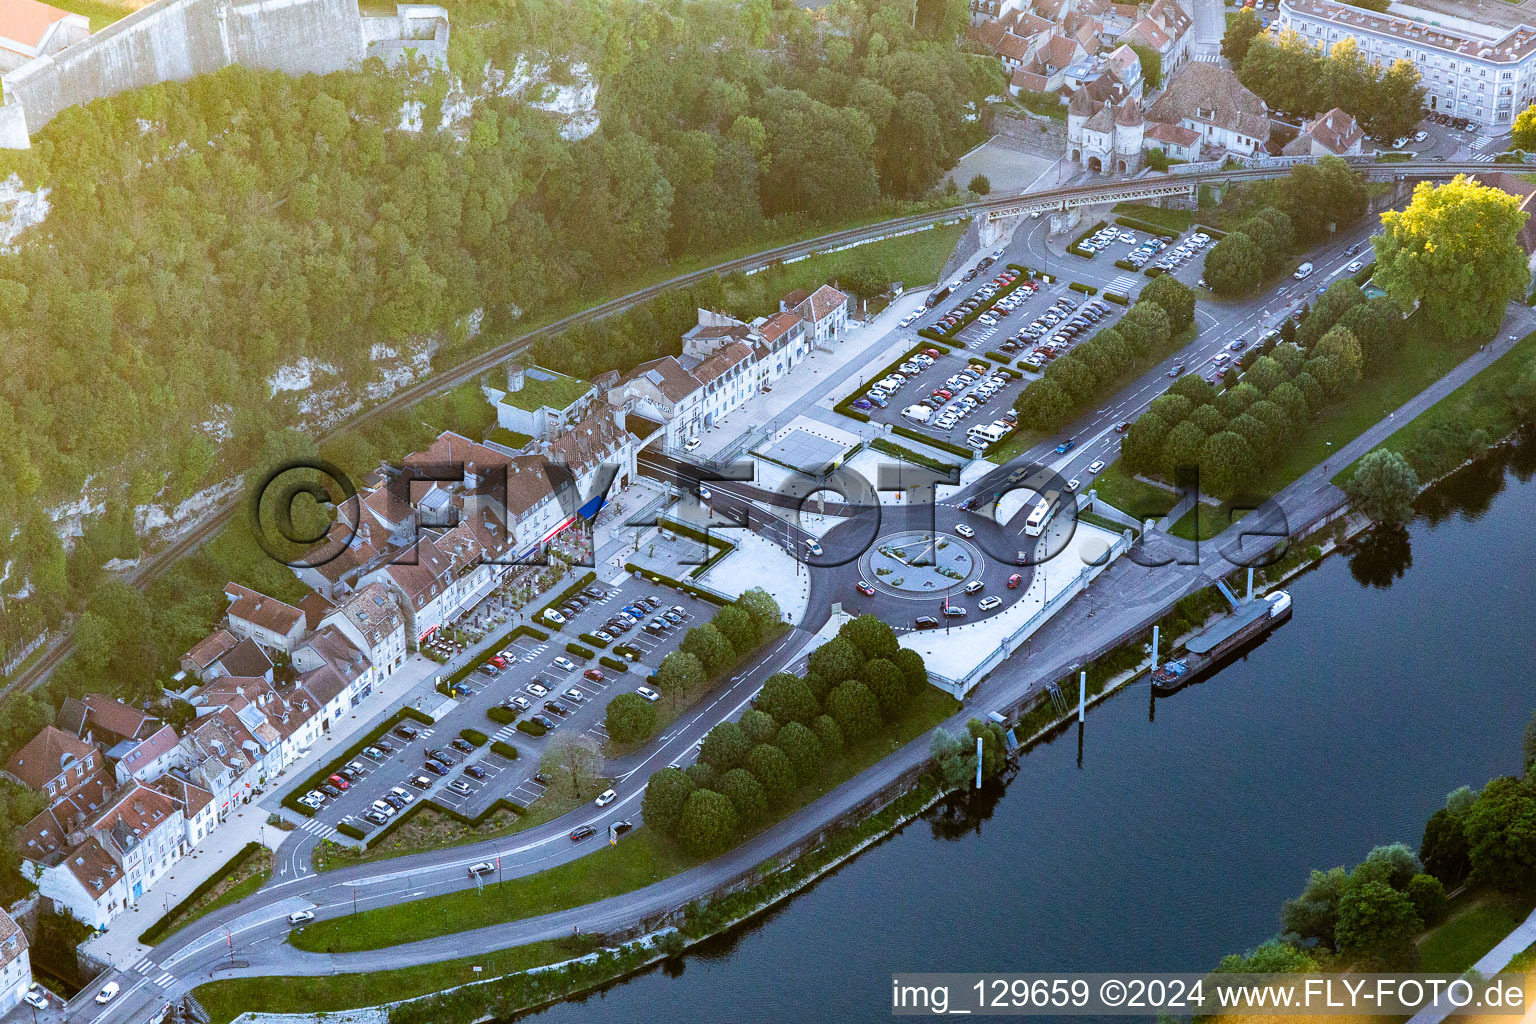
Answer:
517 434 1536 1024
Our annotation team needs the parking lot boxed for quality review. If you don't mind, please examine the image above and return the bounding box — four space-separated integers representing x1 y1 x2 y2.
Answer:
294 575 718 841
856 345 1028 452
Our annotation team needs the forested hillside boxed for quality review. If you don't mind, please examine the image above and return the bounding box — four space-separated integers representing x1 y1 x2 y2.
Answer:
0 0 995 667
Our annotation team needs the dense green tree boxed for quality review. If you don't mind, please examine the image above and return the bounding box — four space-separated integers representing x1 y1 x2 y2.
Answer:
1215 939 1318 974
738 708 778 746
1221 7 1263 67
605 692 657 744
893 648 928 694
808 636 865 684
1405 873 1448 927
967 173 991 195
1200 431 1256 501
1204 231 1265 295
655 651 706 704
735 588 783 631
1285 157 1369 244
681 622 736 676
1375 176 1531 344
775 721 824 783
700 720 750 770
1364 59 1427 143
746 742 796 807
1161 421 1208 483
713 604 760 653
642 767 695 837
1297 281 1365 350
1130 44 1162 90
1514 103 1536 152
1335 880 1422 969
1352 843 1422 890
826 679 881 742
679 788 740 857
1346 449 1420 526
1121 412 1169 475
717 768 767 828
1137 274 1196 333
1281 866 1350 950
1314 325 1363 390
1337 296 1403 373
1419 807 1472 886
860 658 907 720
1462 774 1536 894
757 673 818 725
685 762 717 790
1013 377 1073 430
811 713 845 759
1116 301 1171 358
838 614 899 661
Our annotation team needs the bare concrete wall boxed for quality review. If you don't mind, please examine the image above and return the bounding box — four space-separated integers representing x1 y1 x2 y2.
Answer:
1 0 368 136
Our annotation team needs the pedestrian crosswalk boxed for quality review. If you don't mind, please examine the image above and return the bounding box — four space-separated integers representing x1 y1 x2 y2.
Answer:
1473 134 1496 150
492 724 517 743
1469 152 1498 162
1196 52 1221 63
133 956 156 974
153 971 175 988
1107 274 1137 294
296 818 337 839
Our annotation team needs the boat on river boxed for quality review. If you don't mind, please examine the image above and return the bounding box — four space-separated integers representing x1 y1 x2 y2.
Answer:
1151 591 1293 696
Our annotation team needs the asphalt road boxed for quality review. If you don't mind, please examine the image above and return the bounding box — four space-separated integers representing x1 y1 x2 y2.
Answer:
65 160 1525 1023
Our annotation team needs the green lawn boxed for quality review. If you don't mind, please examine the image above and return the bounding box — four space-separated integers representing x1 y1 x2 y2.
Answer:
194 938 587 1024
292 687 958 954
1090 460 1180 522
143 846 270 945
51 0 137 30
1112 203 1195 234
723 221 966 320
1158 318 1481 540
1418 892 1536 974
1333 330 1536 486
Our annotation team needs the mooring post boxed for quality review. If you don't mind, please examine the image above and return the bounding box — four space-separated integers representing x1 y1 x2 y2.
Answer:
1151 624 1160 673
1078 669 1086 723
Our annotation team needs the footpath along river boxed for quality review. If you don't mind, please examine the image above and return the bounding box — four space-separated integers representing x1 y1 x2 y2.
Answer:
514 434 1536 1024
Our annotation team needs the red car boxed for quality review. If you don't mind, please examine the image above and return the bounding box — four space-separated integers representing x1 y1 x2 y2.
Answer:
1007 573 1023 588
856 580 875 596
490 655 507 668
584 668 605 682
922 348 940 358
328 774 349 790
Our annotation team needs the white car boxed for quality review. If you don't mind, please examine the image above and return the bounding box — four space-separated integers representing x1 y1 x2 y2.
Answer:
527 682 550 697
543 608 567 625
1414 129 1429 142
978 596 1003 611
1066 478 1081 492
389 786 415 804
371 799 396 817
288 910 315 925
553 657 577 672
682 436 701 452
595 788 618 807
900 313 920 327
23 991 46 1009
1347 259 1364 274
804 538 823 556
636 685 661 702
1088 459 1105 474
1392 136 1410 149
1293 262 1314 280
563 687 586 703
96 982 119 1005
468 861 494 877
955 524 975 538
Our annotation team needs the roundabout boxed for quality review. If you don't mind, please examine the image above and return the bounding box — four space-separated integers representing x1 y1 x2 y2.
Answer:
863 530 979 599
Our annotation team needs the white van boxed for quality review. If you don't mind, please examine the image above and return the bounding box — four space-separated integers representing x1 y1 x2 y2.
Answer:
967 423 1009 450
1293 262 1314 280
902 404 933 423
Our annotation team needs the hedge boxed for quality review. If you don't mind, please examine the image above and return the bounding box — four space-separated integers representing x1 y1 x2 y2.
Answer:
139 842 264 945
1068 282 1098 295
487 705 518 725
599 655 629 672
1066 244 1094 259
565 642 594 660
1143 266 1165 278
623 565 732 605
337 821 367 841
916 262 1030 341
1070 219 1106 249
517 719 548 737
491 741 519 760
444 623 551 688
984 350 1013 364
1114 258 1139 271
460 728 488 746
535 571 599 629
834 339 948 421
1195 223 1226 239
890 423 974 459
577 632 610 649
281 706 435 817
1104 291 1130 305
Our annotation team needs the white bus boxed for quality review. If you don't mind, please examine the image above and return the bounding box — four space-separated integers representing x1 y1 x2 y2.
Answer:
1023 494 1059 537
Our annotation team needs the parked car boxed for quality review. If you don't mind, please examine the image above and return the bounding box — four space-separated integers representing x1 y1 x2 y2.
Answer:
448 780 472 795
389 786 415 804
328 774 349 791
915 615 940 629
423 760 448 776
464 764 488 779
637 686 661 702
553 656 577 672
451 737 475 753
393 723 420 741
584 668 605 682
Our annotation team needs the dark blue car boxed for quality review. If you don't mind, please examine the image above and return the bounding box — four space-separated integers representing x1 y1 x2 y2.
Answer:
1055 438 1077 454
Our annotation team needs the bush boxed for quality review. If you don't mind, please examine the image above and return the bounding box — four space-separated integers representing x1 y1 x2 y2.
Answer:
1143 266 1165 277
967 173 991 195
487 705 518 725
577 632 610 649
1114 258 1139 271
337 821 366 841
491 740 519 760
566 642 594 660
599 655 629 672
517 719 548 737
459 729 487 746
1068 282 1098 295
1104 291 1130 305
891 423 974 458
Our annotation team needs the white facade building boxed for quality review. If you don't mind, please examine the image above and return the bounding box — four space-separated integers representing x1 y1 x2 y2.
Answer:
1278 0 1536 126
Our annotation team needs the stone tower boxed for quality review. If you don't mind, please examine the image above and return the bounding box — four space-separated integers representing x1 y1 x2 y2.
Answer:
1113 100 1145 174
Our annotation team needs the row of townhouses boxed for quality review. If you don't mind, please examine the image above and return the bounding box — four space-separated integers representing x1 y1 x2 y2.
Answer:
3 282 849 931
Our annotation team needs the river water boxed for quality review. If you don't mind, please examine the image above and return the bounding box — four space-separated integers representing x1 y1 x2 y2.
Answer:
519 435 1536 1024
